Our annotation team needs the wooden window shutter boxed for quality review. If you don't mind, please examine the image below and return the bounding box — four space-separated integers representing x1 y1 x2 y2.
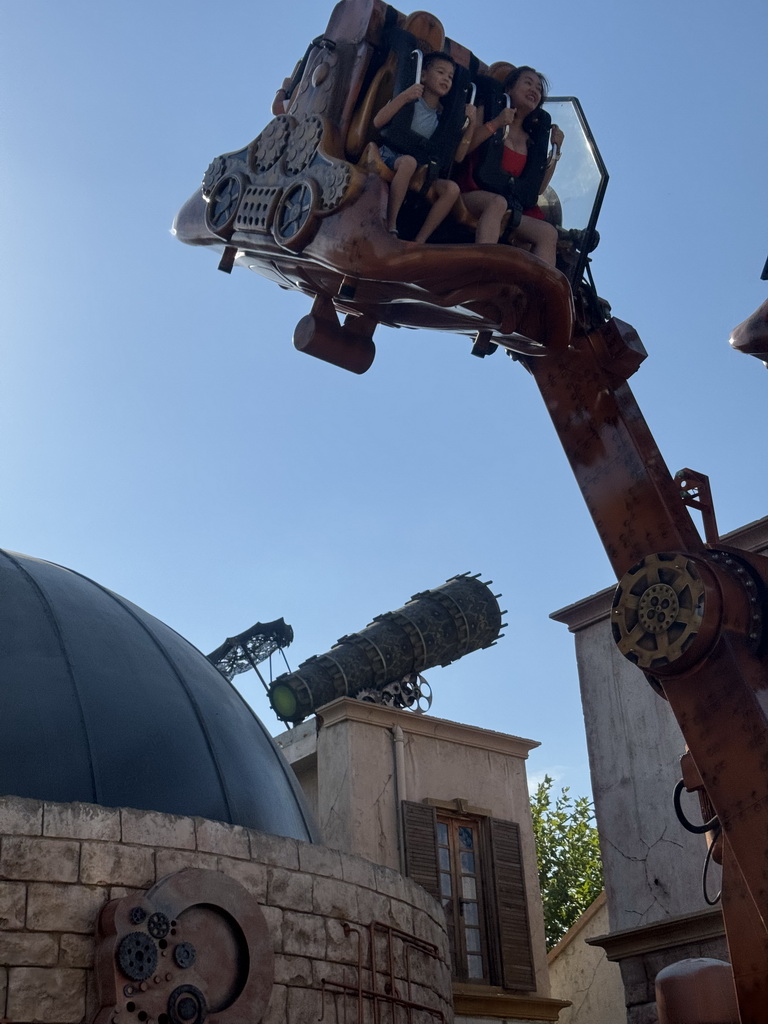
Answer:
402 801 440 901
487 818 535 991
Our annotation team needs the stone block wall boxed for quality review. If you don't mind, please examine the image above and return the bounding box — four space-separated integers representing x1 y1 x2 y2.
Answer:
0 796 452 1024
619 935 728 1024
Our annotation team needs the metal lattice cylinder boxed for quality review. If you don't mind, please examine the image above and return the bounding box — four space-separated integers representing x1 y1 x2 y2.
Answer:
267 574 503 723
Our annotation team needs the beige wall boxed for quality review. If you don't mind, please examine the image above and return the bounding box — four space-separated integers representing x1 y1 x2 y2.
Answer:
278 699 551 1000
547 893 624 1024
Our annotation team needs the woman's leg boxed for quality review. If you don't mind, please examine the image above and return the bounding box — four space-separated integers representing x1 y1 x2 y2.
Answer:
513 215 558 265
414 179 460 244
462 191 507 244
387 155 418 233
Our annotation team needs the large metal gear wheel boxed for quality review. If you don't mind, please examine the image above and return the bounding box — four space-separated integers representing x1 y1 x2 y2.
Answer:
117 932 158 982
611 552 709 671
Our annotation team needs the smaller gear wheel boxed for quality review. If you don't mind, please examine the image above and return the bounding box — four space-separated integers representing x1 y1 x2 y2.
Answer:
317 165 352 211
147 911 171 939
355 688 383 704
174 941 197 969
284 116 323 176
129 906 146 925
250 116 291 173
202 156 226 198
411 677 432 713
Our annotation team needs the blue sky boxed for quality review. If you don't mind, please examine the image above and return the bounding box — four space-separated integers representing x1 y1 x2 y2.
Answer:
2 0 766 802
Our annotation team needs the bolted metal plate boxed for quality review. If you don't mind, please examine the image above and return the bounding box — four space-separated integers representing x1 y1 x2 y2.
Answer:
637 583 680 634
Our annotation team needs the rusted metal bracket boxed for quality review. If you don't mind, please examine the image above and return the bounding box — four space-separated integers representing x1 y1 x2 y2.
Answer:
675 468 720 545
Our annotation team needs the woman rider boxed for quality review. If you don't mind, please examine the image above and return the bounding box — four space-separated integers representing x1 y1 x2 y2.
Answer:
455 66 564 264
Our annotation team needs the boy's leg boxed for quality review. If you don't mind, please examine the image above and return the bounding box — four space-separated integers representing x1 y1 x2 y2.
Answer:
414 179 460 244
388 154 418 233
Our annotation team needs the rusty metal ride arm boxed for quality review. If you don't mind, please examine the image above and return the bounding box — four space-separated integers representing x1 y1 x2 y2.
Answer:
526 314 768 1020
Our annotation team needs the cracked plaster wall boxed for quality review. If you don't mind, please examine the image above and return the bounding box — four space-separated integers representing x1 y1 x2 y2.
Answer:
317 717 399 868
573 618 720 932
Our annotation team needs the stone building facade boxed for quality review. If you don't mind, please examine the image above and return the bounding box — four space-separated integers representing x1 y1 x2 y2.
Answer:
550 516 768 1023
0 795 453 1023
276 697 569 1023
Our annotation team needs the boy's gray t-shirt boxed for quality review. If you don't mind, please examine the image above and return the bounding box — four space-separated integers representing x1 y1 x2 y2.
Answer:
411 98 440 139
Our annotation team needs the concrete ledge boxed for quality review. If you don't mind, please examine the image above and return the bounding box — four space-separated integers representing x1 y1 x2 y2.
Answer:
453 982 570 1022
587 908 725 960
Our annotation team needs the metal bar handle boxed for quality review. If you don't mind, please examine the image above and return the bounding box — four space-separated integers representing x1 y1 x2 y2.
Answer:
463 83 477 129
502 94 511 140
411 48 423 85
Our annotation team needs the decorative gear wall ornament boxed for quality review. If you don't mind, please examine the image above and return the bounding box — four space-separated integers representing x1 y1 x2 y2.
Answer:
94 868 275 1024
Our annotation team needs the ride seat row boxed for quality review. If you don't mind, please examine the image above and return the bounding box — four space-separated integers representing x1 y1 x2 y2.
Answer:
343 9 537 243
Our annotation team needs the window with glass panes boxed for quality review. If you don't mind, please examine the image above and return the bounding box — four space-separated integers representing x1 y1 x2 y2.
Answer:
437 814 489 981
402 800 535 992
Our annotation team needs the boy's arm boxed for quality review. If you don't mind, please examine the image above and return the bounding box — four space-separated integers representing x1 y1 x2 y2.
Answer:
373 83 423 130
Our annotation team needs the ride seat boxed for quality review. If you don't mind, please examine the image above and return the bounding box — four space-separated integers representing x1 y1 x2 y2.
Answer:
488 61 515 83
347 24 555 246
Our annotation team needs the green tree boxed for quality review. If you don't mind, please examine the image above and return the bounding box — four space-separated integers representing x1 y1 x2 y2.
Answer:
530 775 603 950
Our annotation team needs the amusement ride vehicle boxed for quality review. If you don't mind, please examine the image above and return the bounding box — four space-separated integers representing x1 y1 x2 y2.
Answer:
175 3 768 1019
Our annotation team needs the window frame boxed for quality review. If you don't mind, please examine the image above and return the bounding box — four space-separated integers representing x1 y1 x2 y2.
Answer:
402 800 535 992
436 811 493 983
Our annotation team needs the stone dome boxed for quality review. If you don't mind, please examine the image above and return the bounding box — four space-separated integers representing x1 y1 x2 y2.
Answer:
0 549 316 841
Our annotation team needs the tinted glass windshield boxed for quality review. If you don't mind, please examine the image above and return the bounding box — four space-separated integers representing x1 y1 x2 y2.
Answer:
542 96 608 285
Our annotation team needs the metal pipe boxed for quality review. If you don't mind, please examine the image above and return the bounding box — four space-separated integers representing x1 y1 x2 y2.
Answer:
392 725 407 874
